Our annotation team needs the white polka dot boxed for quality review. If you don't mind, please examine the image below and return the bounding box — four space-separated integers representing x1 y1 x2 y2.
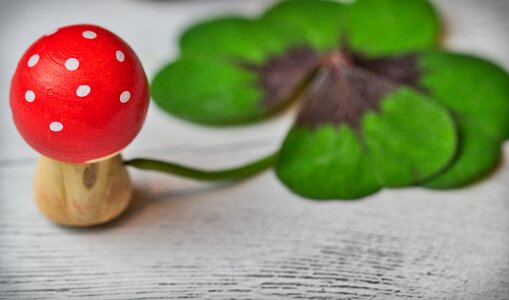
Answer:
25 90 35 102
65 58 79 71
76 85 91 97
82 30 97 39
27 54 39 67
50 122 63 132
120 91 131 103
116 50 125 62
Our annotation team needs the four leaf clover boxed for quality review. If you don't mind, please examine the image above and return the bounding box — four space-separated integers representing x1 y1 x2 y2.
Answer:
151 0 509 199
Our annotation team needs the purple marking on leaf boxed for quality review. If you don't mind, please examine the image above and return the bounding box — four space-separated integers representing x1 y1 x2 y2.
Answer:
352 53 423 90
241 43 425 127
242 47 320 109
297 54 397 129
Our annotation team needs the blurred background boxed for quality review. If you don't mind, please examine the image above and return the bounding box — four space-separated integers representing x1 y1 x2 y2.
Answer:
1 1 509 299
1 0 509 166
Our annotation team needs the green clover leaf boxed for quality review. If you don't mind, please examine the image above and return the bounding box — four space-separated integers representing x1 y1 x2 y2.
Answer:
346 0 440 56
419 52 509 187
276 75 456 199
152 16 318 124
351 51 509 188
146 0 509 200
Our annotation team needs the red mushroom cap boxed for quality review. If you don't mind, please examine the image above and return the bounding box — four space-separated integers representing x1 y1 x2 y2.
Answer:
10 24 149 163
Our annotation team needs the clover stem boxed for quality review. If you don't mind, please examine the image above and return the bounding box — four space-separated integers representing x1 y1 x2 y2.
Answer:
124 152 278 181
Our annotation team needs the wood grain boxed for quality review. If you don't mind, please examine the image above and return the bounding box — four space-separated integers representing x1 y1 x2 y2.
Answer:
1 0 509 299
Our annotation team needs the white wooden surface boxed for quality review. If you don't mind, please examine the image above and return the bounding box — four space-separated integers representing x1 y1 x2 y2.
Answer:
1 0 509 299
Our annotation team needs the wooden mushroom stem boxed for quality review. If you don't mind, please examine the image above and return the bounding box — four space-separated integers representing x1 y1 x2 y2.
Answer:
34 154 132 226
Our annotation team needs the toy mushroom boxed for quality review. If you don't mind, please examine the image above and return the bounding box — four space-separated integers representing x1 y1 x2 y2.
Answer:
10 24 149 226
